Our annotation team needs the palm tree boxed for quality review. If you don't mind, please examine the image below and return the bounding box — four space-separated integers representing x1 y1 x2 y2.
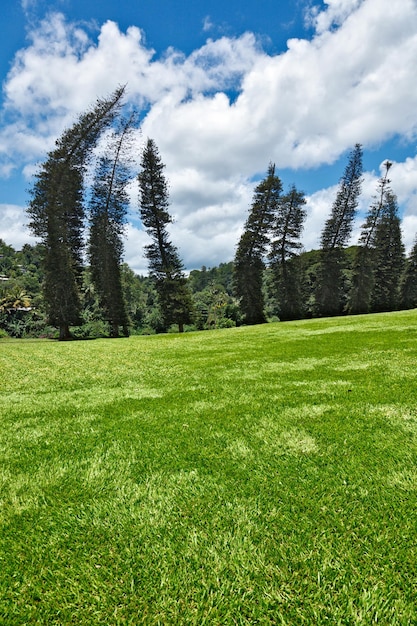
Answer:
0 289 31 313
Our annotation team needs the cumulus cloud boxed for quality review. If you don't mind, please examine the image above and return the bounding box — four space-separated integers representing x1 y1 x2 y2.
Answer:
306 0 364 33
1 0 417 267
0 205 37 248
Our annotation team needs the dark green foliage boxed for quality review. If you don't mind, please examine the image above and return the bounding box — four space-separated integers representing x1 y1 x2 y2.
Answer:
234 163 282 324
371 191 405 312
138 138 194 332
188 263 234 296
0 241 48 338
315 248 347 317
271 257 305 321
348 245 374 314
316 144 363 316
155 275 194 332
27 87 125 339
193 282 237 330
269 185 306 320
120 264 150 330
0 240 44 306
88 115 135 337
15 243 45 307
188 263 239 329
0 239 16 275
401 237 417 309
360 161 392 249
348 162 405 315
321 144 363 250
348 162 392 314
234 244 266 325
42 166 85 333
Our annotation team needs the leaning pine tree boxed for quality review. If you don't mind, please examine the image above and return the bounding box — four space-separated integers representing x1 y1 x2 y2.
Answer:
27 86 125 340
138 138 193 333
233 163 282 325
371 189 405 312
88 114 136 338
348 161 392 314
315 143 363 317
269 185 306 320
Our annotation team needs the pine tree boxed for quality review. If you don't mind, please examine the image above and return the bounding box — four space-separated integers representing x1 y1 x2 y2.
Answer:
27 86 125 339
138 138 193 332
348 161 392 314
315 144 363 316
269 185 306 320
371 190 405 312
348 245 374 314
88 114 136 337
233 163 282 324
401 236 417 309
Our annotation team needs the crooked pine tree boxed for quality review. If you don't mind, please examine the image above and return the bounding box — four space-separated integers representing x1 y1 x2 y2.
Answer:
27 86 125 340
88 114 136 338
315 144 363 317
348 161 392 314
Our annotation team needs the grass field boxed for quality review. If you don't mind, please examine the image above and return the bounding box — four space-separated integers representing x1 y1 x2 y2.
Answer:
1 310 417 624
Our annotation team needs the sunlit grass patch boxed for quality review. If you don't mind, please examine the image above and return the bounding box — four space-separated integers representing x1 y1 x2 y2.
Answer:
255 420 319 455
388 470 417 491
1 310 417 623
227 437 253 460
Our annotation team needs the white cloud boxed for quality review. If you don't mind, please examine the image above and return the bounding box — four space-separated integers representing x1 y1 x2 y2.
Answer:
303 186 337 250
307 0 364 33
0 205 37 248
21 0 37 12
2 0 417 267
123 223 149 275
202 16 214 33
402 214 417 251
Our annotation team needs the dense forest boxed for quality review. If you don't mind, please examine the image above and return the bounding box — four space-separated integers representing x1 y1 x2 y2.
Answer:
0 240 240 338
1 91 417 340
1 237 417 340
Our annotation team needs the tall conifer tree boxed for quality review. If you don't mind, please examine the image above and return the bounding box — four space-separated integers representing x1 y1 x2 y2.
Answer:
27 87 125 339
371 190 405 312
233 163 282 324
138 138 193 332
348 161 392 314
315 144 363 316
269 185 306 320
88 114 135 337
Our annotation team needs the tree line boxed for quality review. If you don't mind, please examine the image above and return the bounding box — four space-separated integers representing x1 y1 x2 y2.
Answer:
1 90 417 340
0 241 238 338
234 144 417 323
25 86 194 339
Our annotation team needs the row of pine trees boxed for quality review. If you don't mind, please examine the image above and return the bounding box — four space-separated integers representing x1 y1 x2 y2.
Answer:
27 87 194 339
15 88 417 339
234 144 415 324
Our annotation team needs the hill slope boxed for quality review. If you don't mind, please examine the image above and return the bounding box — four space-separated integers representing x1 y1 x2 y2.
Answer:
1 311 417 623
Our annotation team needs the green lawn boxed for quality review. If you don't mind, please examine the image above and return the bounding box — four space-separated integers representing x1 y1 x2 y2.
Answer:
1 311 417 624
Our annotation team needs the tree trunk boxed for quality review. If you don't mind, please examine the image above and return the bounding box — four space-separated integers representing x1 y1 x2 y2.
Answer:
59 324 71 340
178 321 184 333
110 322 120 338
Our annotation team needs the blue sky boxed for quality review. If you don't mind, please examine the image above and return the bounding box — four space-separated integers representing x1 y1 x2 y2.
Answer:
1 0 417 272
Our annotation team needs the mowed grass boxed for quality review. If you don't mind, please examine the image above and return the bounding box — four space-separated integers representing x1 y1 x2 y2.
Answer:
1 311 417 625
